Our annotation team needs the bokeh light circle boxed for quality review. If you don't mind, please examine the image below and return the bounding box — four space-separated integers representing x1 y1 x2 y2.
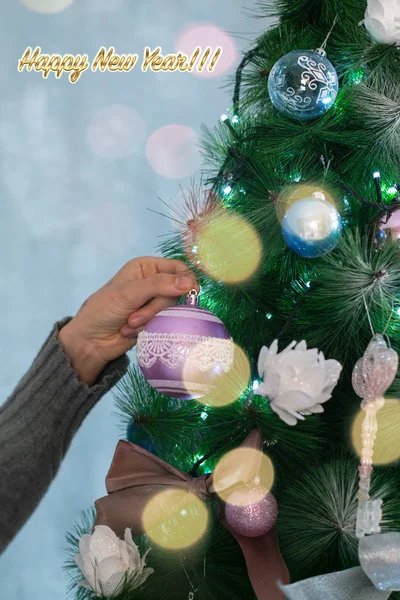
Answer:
88 105 146 159
276 183 339 224
225 483 270 507
352 398 400 465
142 489 209 550
146 125 201 178
20 0 74 13
213 448 275 503
85 0 124 10
197 211 262 283
186 342 250 407
175 25 237 78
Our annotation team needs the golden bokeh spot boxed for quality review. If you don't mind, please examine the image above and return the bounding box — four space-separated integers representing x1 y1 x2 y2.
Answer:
275 183 339 224
226 483 269 507
352 398 400 465
21 0 74 13
197 211 261 283
142 488 209 550
213 448 274 503
185 343 250 407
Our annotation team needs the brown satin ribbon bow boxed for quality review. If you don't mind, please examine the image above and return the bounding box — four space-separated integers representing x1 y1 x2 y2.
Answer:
94 429 289 599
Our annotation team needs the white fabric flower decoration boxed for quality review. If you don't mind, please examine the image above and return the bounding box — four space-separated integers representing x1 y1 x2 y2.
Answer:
75 525 154 597
257 340 342 426
364 0 400 45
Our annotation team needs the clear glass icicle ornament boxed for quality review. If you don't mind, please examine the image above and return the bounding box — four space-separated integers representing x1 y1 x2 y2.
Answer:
352 333 398 538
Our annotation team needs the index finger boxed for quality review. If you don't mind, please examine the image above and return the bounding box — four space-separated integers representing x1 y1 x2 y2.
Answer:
137 257 199 293
108 256 196 286
146 257 194 276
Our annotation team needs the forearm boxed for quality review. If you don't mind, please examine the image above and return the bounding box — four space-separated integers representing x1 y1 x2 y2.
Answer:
0 317 129 554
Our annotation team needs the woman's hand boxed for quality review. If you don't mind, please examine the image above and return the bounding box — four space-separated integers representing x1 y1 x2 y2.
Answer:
58 257 198 385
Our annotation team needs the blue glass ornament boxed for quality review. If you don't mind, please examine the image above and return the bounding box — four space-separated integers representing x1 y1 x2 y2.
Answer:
268 49 339 121
282 193 342 258
127 422 157 455
375 229 387 244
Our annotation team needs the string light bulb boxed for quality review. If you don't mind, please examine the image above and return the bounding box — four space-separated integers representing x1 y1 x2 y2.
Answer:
350 67 365 85
373 172 383 203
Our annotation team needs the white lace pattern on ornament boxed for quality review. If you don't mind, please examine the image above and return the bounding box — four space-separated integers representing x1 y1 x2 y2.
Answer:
137 331 234 371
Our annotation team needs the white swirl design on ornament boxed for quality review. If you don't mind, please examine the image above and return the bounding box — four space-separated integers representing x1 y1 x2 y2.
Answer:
277 55 338 112
137 331 234 371
285 87 312 108
298 55 338 102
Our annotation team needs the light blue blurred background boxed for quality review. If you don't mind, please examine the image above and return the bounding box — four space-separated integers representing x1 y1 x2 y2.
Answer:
0 1 270 597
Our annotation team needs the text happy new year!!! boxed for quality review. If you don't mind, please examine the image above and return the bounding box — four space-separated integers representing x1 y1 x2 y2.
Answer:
17 46 223 83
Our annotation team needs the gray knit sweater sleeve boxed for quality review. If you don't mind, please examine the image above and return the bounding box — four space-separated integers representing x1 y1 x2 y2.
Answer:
0 316 130 554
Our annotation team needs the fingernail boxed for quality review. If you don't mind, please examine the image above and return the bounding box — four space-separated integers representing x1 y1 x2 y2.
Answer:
175 276 193 291
129 316 143 327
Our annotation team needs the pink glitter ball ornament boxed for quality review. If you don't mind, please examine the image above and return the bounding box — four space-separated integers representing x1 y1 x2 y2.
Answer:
225 484 278 537
136 290 234 400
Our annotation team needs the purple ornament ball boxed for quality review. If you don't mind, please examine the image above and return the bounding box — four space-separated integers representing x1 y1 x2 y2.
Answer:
225 484 278 537
136 294 233 400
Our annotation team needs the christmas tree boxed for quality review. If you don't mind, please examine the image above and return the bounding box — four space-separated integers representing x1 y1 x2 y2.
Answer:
65 1 400 598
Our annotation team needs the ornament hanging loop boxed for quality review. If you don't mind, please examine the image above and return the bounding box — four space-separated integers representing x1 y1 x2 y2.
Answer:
316 14 339 55
185 289 200 306
362 293 375 337
362 293 395 338
382 302 395 337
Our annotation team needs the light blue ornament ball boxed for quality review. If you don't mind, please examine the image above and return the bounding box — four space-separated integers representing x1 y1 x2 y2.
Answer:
282 193 342 258
268 50 339 121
